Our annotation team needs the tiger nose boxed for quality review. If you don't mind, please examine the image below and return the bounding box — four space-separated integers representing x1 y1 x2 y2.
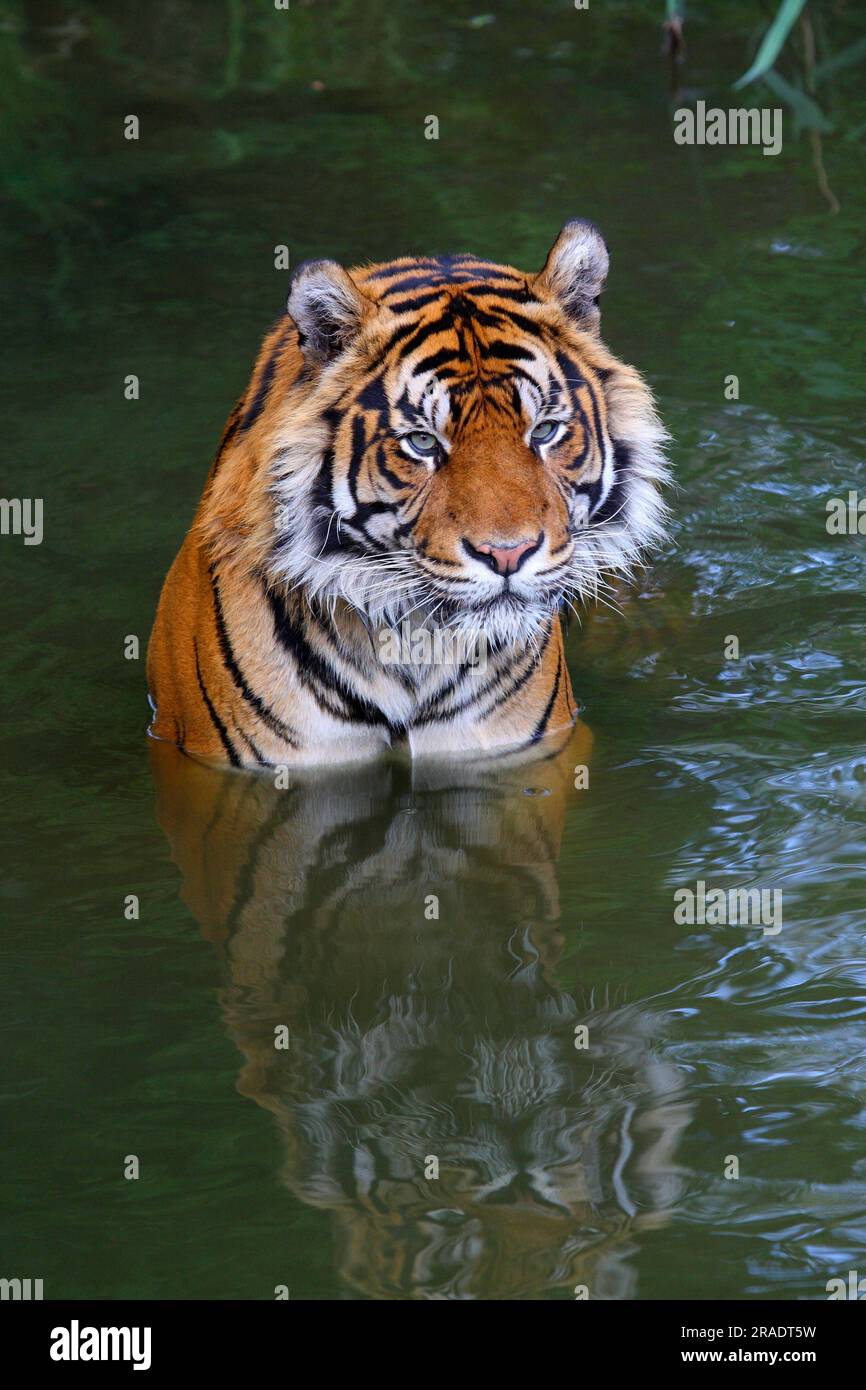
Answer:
465 534 541 576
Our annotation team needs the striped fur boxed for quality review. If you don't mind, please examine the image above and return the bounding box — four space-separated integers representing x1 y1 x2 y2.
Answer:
147 222 669 769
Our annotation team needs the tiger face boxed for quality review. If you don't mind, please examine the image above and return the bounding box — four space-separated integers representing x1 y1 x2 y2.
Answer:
265 221 669 650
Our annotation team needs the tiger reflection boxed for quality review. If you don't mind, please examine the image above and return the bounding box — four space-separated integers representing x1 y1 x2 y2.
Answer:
150 729 689 1299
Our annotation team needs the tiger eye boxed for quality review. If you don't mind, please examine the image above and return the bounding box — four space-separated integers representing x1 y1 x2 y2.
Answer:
530 420 558 443
407 430 439 455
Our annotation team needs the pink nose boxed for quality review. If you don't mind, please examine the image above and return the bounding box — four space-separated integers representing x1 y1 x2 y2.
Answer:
470 535 540 576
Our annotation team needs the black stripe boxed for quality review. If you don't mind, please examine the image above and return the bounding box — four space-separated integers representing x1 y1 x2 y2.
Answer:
386 290 449 315
347 412 367 506
239 325 288 433
210 568 300 748
479 285 538 304
266 585 399 732
583 375 607 462
366 260 440 282
413 346 466 374
357 376 389 417
207 404 242 484
409 661 479 725
477 305 550 339
563 402 593 473
393 318 449 361
373 441 412 492
483 339 536 363
373 272 445 295
311 445 337 549
529 651 563 745
194 640 241 766
589 467 628 527
350 499 394 527
235 722 270 767
308 405 348 549
375 318 427 361
462 624 552 723
509 364 547 393
555 350 587 394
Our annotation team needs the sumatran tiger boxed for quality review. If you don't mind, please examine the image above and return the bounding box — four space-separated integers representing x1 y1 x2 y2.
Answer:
147 220 669 768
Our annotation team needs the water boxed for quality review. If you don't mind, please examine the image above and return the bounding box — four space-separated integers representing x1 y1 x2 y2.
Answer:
2 0 866 1300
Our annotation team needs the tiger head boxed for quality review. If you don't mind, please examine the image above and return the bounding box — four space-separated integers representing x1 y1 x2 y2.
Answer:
212 221 669 651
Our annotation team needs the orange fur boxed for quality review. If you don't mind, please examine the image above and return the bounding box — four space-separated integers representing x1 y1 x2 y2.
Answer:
148 224 668 769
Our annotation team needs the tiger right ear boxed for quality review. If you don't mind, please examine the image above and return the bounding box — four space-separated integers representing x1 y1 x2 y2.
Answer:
534 220 609 335
287 259 370 363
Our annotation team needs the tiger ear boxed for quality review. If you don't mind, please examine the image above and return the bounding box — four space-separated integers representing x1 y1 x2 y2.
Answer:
287 259 369 363
534 220 609 334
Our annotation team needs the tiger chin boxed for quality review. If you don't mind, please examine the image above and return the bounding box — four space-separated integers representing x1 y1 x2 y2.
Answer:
147 220 670 769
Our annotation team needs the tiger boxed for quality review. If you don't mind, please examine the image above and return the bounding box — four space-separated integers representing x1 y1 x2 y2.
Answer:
147 220 669 769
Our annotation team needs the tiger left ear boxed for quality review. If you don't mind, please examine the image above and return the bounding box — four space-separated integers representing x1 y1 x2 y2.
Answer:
287 258 370 363
534 220 609 334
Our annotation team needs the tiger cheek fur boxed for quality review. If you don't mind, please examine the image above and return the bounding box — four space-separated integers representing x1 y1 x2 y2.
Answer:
147 220 670 770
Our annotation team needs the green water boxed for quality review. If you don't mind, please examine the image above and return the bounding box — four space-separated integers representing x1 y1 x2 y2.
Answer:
2 0 866 1300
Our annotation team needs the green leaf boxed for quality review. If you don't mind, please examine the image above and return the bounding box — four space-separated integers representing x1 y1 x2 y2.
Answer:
813 35 866 85
734 0 808 90
762 69 834 133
